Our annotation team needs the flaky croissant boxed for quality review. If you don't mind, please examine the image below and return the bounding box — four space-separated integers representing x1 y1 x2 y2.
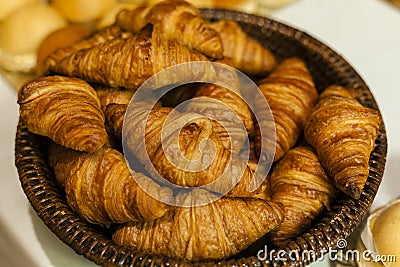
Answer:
269 146 336 247
18 75 107 153
304 85 381 199
116 0 223 59
112 189 284 261
48 143 172 224
45 24 123 72
255 57 318 161
184 59 254 153
47 25 210 90
106 103 269 199
95 86 134 113
209 19 277 75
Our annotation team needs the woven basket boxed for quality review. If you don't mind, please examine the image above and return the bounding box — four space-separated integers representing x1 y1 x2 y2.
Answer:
15 9 387 267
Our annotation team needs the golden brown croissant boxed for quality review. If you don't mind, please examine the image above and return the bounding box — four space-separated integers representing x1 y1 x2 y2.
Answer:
184 59 254 153
106 103 269 199
209 19 277 75
47 25 210 90
269 146 336 247
304 85 381 199
116 6 151 33
18 75 107 153
48 143 172 224
116 0 223 59
255 57 318 161
45 24 123 71
112 189 284 261
95 86 134 113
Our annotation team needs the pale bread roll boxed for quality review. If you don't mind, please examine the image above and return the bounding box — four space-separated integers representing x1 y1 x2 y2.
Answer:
51 0 116 23
0 0 40 21
371 201 400 266
0 3 66 72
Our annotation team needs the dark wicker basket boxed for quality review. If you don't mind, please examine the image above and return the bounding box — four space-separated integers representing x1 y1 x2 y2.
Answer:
15 9 387 267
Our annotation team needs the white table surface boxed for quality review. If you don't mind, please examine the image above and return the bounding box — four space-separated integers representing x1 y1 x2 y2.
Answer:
1 0 399 266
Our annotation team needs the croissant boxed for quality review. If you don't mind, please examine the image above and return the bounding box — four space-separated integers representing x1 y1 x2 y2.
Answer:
45 24 123 71
304 85 381 199
115 6 151 33
269 146 336 247
116 0 223 59
106 103 269 199
184 59 254 153
209 19 277 75
95 85 134 113
18 75 107 153
48 143 172 224
112 189 284 261
47 25 211 90
255 57 318 161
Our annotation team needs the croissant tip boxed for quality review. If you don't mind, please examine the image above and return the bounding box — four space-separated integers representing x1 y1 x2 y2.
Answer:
340 183 363 200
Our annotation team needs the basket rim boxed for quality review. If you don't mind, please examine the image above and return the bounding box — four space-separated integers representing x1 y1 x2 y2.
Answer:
14 8 387 267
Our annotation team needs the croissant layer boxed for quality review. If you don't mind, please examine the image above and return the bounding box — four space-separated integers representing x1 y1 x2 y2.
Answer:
304 85 381 199
255 57 317 161
112 189 284 261
47 25 210 90
209 19 277 75
116 0 223 59
106 103 269 199
18 75 107 153
48 144 172 224
269 146 336 246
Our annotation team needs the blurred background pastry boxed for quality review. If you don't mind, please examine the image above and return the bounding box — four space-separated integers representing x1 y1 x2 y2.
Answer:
356 199 400 267
51 0 115 23
0 3 66 73
0 0 40 21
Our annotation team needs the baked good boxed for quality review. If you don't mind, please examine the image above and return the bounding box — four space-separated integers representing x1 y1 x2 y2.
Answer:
51 0 115 23
209 19 277 75
18 75 107 153
269 146 336 246
255 57 317 162
0 3 66 73
48 144 172 224
112 189 284 261
304 85 381 199
46 25 210 90
116 0 223 59
36 25 90 75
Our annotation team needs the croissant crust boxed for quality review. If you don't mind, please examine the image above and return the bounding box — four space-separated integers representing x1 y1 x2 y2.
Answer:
48 144 172 224
255 57 317 161
112 189 284 261
304 85 381 199
269 146 336 246
18 75 107 153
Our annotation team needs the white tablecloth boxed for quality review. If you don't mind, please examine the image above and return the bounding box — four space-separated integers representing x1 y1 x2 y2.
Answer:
1 0 399 265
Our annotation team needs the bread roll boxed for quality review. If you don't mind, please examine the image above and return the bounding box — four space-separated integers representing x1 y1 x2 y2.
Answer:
371 201 400 266
0 0 39 21
51 0 115 23
0 3 66 72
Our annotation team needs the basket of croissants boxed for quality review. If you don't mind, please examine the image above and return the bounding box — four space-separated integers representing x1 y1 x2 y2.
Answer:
14 0 387 266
